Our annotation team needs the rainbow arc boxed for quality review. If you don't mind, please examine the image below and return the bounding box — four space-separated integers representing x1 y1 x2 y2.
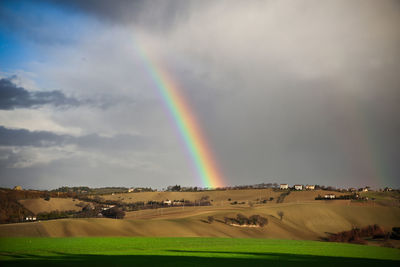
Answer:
134 39 224 188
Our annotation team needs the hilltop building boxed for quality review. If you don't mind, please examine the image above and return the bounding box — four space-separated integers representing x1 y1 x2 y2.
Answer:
280 184 289 190
294 185 303 190
305 185 315 190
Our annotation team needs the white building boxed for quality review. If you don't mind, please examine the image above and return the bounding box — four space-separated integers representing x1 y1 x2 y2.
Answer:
280 184 289 190
163 200 172 206
173 201 184 206
324 194 336 199
128 188 134 193
294 185 303 190
305 185 315 190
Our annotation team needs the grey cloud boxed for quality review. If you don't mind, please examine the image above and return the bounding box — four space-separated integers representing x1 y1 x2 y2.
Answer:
0 126 151 151
0 78 79 110
2 0 400 189
0 126 66 147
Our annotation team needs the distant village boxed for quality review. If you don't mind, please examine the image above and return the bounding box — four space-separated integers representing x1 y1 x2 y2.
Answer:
1 182 397 224
11 183 395 194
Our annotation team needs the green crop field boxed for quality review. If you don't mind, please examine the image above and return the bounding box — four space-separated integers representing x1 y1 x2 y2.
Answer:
0 237 399 266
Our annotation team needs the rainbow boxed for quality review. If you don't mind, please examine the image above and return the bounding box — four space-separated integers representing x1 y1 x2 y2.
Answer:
134 40 224 188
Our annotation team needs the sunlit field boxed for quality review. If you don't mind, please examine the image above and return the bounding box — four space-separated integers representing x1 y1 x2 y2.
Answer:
1 237 399 266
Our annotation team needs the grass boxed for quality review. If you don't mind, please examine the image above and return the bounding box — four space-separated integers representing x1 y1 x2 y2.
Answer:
0 237 399 266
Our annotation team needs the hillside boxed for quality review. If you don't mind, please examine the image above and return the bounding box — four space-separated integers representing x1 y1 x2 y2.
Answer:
19 198 85 214
1 202 399 243
96 189 349 205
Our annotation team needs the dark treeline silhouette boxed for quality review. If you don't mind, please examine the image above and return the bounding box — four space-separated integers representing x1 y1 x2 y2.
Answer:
76 195 211 213
315 194 369 201
224 214 268 227
328 225 391 245
51 186 154 195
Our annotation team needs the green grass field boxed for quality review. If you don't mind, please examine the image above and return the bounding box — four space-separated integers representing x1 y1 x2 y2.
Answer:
0 237 399 266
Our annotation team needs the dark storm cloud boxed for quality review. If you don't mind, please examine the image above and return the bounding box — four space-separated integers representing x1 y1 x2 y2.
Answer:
0 125 66 147
2 0 400 189
0 78 79 110
0 125 150 150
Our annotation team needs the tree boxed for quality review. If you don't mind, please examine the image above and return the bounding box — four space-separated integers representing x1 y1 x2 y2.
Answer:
277 211 284 221
102 207 125 219
168 185 181 191
207 216 214 223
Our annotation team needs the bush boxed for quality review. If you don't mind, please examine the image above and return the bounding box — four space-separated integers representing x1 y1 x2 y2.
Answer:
102 207 125 219
236 213 249 225
249 215 268 227
207 216 214 223
390 227 400 240
328 225 389 244
277 211 284 220
224 214 268 227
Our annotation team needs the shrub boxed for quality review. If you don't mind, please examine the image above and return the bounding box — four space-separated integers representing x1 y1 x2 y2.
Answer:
236 213 249 225
277 211 284 220
224 214 268 227
390 227 400 240
207 216 214 223
328 225 389 244
102 207 125 219
249 215 268 227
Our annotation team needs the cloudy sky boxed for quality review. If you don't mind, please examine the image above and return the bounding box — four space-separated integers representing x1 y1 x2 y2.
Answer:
0 0 399 189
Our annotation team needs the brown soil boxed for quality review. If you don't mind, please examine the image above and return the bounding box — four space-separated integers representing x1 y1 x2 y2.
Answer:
1 201 399 241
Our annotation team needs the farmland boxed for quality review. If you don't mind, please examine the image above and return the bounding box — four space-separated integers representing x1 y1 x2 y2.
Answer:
0 237 399 266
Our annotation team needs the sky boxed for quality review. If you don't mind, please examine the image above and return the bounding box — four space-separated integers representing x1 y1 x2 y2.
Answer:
0 0 399 190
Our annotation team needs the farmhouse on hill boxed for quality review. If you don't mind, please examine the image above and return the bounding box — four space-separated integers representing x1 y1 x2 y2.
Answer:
280 184 289 190
25 216 36 221
294 184 303 190
305 185 315 190
13 185 22 190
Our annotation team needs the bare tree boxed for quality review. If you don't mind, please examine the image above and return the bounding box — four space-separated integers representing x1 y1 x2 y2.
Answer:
277 211 284 221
